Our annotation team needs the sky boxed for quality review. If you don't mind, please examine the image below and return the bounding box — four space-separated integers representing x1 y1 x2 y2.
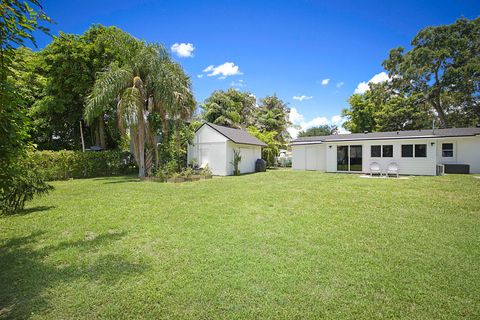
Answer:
33 0 480 137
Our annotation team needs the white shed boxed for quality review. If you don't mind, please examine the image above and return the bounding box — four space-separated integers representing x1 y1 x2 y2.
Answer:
291 127 480 175
187 123 266 176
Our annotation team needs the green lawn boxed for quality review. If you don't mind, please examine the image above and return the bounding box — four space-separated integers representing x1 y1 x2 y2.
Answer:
1 171 479 319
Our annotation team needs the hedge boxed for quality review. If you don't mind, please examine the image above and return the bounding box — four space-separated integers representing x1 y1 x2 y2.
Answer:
31 150 137 181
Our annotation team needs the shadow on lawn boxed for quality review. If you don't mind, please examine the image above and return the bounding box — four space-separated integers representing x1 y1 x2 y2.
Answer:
12 206 57 216
0 230 148 319
93 176 141 184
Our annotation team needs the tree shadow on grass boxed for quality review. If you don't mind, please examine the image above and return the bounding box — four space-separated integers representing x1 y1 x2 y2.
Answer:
0 230 148 319
11 206 57 216
92 176 141 184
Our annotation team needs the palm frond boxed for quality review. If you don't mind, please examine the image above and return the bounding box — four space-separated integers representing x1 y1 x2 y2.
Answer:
84 65 133 124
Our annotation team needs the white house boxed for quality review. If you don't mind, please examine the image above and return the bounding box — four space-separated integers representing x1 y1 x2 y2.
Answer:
291 127 480 175
187 122 266 176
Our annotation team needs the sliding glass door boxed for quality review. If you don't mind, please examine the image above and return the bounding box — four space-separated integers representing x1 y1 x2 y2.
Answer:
337 145 362 172
349 145 362 171
337 146 349 171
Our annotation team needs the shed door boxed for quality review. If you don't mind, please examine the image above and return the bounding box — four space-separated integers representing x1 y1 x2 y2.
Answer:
239 148 254 173
305 147 317 170
199 148 209 167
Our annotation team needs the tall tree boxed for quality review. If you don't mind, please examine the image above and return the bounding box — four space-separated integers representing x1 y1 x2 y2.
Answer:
342 83 434 133
202 88 256 128
85 42 195 177
383 17 480 128
298 125 338 137
255 95 291 142
0 0 52 214
24 25 137 150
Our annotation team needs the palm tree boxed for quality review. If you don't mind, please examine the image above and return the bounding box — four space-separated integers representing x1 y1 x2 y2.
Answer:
84 42 195 177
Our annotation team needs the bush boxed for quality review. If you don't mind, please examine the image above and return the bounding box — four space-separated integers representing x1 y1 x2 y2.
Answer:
31 150 136 181
1 156 53 214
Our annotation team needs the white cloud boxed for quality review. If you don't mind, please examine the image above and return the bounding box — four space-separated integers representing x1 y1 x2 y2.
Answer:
321 78 330 85
288 108 349 138
336 81 344 88
171 43 195 58
197 74 203 78
289 107 304 124
231 79 246 87
354 72 389 94
202 62 242 79
292 95 313 101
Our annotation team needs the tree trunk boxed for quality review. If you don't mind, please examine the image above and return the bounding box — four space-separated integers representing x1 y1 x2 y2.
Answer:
138 127 145 178
98 117 106 149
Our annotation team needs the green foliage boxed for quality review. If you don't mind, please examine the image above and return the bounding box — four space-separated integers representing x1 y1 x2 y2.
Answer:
201 164 212 177
85 38 195 177
26 25 137 150
181 167 194 178
0 0 53 214
247 126 280 167
0 0 51 75
255 95 291 143
30 150 135 181
298 124 338 137
202 88 256 128
1 155 53 214
342 84 434 133
382 17 480 128
342 17 480 132
230 149 242 176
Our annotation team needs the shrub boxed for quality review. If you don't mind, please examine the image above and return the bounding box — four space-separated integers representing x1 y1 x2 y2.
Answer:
230 149 242 176
30 150 136 181
1 156 53 214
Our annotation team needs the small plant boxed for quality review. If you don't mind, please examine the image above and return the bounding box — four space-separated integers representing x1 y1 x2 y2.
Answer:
182 167 194 178
189 158 199 168
230 149 242 176
202 164 212 177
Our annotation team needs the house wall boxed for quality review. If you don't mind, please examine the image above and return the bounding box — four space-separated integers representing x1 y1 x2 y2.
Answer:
436 136 480 173
293 135 480 175
226 141 262 175
187 125 228 176
326 138 438 175
291 144 326 171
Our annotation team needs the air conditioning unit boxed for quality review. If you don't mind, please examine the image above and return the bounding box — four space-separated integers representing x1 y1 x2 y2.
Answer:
436 164 445 176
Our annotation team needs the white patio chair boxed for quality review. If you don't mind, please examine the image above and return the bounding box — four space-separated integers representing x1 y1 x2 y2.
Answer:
386 162 399 178
369 162 382 177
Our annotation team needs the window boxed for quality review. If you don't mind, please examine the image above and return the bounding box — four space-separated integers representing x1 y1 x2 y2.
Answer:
402 144 413 157
371 145 381 157
442 143 453 157
382 145 393 157
371 145 392 157
415 144 427 157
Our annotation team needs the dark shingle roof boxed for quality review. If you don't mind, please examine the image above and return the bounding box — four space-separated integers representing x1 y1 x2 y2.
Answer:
290 127 480 145
202 122 267 147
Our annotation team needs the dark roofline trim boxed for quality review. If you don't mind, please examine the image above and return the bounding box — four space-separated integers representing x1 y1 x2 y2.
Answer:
290 133 480 145
197 122 267 147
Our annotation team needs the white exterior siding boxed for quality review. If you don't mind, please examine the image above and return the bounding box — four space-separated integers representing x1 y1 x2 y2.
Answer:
188 125 229 176
226 141 262 175
326 139 437 175
437 136 480 174
291 129 480 176
187 125 263 176
292 144 325 171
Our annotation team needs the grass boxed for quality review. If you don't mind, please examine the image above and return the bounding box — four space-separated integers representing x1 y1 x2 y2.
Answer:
1 170 479 319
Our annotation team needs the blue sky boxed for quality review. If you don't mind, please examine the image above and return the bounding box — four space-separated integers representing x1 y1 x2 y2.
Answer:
35 0 479 135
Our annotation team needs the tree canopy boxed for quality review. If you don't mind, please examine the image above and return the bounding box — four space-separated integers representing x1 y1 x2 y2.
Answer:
202 88 257 128
342 17 480 133
298 124 338 137
85 40 195 177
